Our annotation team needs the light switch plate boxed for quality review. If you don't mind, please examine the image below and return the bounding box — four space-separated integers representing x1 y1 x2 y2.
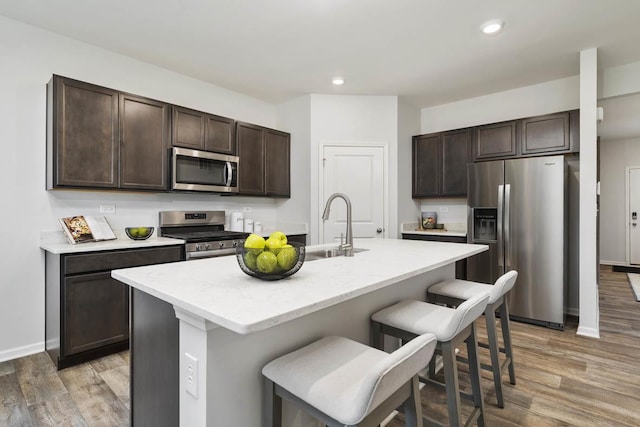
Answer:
99 205 116 214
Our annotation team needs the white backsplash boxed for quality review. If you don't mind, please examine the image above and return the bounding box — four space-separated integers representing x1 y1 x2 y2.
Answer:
419 198 468 227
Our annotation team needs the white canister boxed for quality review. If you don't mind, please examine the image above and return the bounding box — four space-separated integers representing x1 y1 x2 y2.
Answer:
254 222 263 234
230 212 244 232
244 218 254 233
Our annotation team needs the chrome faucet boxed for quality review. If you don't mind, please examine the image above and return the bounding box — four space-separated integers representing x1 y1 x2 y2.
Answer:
322 193 354 257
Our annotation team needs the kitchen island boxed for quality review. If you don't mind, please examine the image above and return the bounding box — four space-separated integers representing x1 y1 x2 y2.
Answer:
112 238 486 427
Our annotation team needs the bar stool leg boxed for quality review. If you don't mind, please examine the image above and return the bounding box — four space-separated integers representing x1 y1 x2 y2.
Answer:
500 300 516 385
485 305 505 408
466 323 486 427
403 376 424 427
441 341 462 427
263 379 282 427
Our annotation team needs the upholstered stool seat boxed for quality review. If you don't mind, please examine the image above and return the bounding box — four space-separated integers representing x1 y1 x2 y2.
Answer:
262 334 437 427
371 292 490 427
427 270 518 408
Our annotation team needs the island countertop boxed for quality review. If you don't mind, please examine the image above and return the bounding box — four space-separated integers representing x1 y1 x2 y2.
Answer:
112 238 486 335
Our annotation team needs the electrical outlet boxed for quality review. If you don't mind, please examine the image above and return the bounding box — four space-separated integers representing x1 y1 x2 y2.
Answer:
439 207 449 213
243 207 252 213
185 353 199 398
99 205 116 214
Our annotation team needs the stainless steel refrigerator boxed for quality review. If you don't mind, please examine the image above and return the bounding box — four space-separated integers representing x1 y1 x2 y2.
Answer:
467 155 568 329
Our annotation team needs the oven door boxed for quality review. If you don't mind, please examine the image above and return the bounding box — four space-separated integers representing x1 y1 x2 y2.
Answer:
172 147 239 193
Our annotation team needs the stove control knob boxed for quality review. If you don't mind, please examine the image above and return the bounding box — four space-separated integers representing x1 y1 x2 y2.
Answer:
196 243 204 251
233 241 238 247
205 243 212 250
219 242 225 248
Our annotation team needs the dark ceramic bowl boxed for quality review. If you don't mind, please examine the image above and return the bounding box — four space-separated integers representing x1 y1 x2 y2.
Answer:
125 226 154 240
236 242 305 281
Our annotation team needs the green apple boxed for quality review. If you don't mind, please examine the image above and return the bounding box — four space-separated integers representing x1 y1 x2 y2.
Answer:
265 237 284 254
137 227 149 236
244 252 259 271
256 251 278 273
269 231 288 246
244 233 266 255
277 245 297 271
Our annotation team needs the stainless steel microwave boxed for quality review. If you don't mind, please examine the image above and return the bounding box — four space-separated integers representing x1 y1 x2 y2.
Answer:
171 147 239 193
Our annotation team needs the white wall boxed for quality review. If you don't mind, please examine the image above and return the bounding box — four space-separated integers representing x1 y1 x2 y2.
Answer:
309 95 399 244
276 96 312 235
599 137 640 264
0 16 285 360
421 76 580 134
396 100 421 234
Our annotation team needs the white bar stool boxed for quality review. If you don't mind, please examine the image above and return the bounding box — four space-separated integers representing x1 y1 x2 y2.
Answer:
426 270 518 408
262 333 437 427
371 292 490 427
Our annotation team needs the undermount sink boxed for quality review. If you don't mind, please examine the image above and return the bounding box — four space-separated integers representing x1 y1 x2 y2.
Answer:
305 247 369 261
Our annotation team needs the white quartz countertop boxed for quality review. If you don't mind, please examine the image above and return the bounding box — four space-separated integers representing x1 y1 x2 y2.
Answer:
112 238 486 335
40 234 184 254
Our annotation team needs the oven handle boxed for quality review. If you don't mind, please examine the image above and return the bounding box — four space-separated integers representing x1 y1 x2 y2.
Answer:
186 248 236 260
224 161 233 187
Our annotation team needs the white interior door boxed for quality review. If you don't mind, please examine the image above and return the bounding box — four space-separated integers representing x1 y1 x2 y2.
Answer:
629 167 640 264
321 145 385 244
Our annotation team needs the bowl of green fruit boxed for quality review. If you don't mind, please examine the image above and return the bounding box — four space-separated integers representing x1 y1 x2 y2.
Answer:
125 226 154 240
236 232 305 280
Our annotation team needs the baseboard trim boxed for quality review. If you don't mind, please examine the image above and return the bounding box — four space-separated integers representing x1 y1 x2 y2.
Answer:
0 342 44 363
576 325 600 339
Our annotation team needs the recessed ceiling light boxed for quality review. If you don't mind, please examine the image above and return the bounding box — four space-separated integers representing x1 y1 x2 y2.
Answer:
332 77 344 86
481 20 505 35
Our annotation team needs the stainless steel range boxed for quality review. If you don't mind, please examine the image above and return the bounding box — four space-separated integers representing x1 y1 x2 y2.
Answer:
159 210 249 259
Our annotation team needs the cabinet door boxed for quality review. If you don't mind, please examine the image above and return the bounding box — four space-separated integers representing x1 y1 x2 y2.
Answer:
474 121 517 160
441 129 471 196
412 134 441 197
172 106 205 150
50 76 118 189
265 129 290 197
205 114 236 155
237 122 266 195
63 272 129 356
520 112 570 155
119 94 170 190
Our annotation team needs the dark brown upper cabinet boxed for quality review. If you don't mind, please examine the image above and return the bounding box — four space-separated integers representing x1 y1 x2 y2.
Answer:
48 76 119 189
236 122 290 197
441 129 472 196
520 111 571 155
47 75 170 191
412 128 471 198
265 129 291 197
412 134 440 197
474 121 517 161
172 105 235 155
119 94 170 191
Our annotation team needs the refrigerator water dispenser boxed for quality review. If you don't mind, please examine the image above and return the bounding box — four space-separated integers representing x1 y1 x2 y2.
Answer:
472 208 497 242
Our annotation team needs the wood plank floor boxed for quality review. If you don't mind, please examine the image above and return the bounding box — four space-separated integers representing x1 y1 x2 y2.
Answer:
1 266 638 426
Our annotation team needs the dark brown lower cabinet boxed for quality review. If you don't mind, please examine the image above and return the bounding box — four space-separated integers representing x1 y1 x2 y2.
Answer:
45 245 184 370
401 233 467 279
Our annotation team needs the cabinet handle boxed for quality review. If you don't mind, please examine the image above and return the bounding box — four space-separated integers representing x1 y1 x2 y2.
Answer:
376 228 383 234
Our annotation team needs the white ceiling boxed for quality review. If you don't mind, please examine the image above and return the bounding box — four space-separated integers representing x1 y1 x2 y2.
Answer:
2 0 640 108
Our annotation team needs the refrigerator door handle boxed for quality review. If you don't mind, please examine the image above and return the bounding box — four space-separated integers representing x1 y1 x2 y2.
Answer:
504 184 511 269
497 185 504 267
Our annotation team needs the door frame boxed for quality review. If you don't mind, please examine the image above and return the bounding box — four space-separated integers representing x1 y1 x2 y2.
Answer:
318 141 389 244
626 166 640 265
